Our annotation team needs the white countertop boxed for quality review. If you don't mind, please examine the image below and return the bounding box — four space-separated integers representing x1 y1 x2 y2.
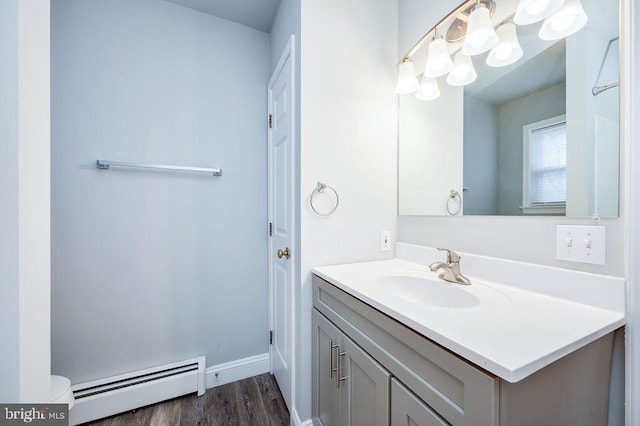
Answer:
312 244 626 383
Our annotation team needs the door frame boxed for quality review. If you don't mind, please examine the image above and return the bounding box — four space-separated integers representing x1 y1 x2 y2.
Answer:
623 0 640 425
268 34 296 410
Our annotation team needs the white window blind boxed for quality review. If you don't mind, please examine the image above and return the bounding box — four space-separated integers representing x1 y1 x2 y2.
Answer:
529 122 567 205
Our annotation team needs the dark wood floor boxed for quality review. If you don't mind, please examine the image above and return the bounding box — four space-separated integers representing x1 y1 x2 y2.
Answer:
84 373 289 426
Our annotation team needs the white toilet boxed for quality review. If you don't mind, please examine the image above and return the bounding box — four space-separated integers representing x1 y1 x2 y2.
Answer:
50 375 74 408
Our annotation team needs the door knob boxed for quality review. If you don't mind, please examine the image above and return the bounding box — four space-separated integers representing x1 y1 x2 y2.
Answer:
277 247 290 259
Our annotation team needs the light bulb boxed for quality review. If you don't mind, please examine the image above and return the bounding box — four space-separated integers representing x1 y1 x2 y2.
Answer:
453 67 470 80
395 59 419 94
462 3 499 56
514 0 564 25
526 0 550 15
551 13 575 31
539 0 588 41
486 23 523 67
431 57 447 72
425 35 453 78
447 52 477 86
469 32 489 48
415 76 440 101
494 45 514 60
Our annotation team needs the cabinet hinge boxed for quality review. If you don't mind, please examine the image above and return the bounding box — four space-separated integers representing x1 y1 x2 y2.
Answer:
270 330 273 345
268 222 273 237
268 114 273 129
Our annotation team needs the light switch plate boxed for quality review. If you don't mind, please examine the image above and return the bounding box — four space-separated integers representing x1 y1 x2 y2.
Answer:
556 225 606 265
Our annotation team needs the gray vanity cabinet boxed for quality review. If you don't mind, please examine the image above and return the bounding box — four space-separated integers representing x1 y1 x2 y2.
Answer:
312 309 391 426
313 274 498 426
312 274 617 426
391 378 449 426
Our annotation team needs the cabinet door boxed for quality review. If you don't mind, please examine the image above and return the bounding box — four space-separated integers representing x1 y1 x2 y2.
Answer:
341 335 390 426
313 310 342 426
391 378 450 426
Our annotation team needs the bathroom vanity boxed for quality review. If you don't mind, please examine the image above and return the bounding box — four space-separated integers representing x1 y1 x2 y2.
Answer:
311 244 625 426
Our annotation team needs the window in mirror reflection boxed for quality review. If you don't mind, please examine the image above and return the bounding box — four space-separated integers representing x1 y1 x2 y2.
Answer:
522 115 567 215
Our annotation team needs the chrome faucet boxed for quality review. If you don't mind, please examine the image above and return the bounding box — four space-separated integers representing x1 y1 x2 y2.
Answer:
429 248 471 285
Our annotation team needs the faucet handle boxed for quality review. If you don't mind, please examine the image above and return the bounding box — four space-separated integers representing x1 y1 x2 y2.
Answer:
437 248 460 264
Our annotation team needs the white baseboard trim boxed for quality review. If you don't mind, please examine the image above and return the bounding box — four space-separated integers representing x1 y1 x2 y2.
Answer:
290 407 316 426
205 352 270 389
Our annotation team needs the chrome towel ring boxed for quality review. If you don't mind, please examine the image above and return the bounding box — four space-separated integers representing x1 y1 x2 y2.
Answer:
446 189 462 216
310 182 339 216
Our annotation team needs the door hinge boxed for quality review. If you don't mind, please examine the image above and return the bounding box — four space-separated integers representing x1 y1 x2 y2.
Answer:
268 222 273 237
270 330 273 345
268 114 273 129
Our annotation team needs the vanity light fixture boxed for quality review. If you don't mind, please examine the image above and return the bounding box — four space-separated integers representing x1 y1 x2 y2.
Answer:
395 0 588 100
424 30 454 78
447 52 477 86
513 0 564 25
538 0 588 40
395 58 420 94
415 76 441 100
461 1 499 56
486 22 523 67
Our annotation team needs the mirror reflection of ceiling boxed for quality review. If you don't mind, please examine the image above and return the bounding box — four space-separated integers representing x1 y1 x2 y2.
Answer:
465 31 566 105
461 0 619 105
163 0 282 32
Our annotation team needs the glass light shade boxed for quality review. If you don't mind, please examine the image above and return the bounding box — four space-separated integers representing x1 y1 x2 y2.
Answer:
395 60 419 94
513 0 564 25
424 36 453 78
539 0 588 41
462 4 499 56
447 53 477 86
486 23 524 67
415 76 441 101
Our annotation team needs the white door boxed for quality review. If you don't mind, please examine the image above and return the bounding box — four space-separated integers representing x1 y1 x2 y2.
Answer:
268 36 295 410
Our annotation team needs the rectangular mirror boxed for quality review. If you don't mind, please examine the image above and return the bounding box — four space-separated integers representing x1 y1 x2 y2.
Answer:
398 0 619 217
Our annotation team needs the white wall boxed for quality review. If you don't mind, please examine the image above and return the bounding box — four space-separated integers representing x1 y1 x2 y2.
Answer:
397 0 624 278
0 0 51 403
51 0 270 384
298 0 398 421
399 84 464 216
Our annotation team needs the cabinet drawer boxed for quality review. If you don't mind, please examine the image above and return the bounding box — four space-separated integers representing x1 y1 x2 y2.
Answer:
391 378 450 426
313 275 499 426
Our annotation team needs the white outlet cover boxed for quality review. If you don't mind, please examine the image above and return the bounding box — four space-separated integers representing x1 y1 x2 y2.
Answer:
380 231 391 252
556 225 606 265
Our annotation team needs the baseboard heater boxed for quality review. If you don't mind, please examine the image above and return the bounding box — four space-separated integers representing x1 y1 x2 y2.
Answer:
69 356 206 425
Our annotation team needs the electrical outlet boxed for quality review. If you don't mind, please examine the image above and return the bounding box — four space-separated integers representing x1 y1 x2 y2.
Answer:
380 231 391 252
556 225 605 265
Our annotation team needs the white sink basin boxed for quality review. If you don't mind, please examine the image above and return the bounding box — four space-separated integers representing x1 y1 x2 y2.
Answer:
312 244 625 382
376 275 480 308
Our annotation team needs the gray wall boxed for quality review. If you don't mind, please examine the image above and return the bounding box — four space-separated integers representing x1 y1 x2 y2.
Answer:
497 82 566 215
0 0 20 402
51 0 270 383
463 96 498 215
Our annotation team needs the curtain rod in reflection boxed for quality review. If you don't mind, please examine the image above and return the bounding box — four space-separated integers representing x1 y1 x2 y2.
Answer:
592 37 620 96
